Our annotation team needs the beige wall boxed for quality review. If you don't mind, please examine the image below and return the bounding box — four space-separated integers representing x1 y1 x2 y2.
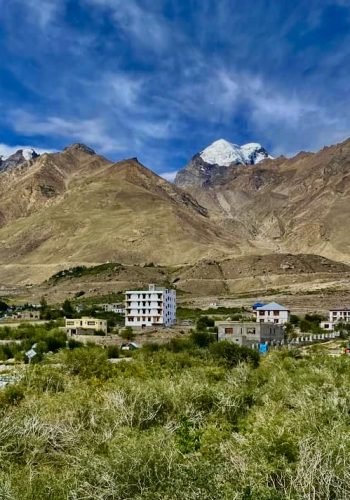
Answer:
65 317 108 334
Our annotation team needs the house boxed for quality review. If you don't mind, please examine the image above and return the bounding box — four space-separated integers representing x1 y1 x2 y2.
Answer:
15 310 40 320
329 306 350 323
65 317 108 336
101 303 125 314
215 321 285 348
125 284 176 327
321 306 350 331
255 302 290 325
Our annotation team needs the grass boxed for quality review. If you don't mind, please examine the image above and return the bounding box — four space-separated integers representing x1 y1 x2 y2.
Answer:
1 341 350 498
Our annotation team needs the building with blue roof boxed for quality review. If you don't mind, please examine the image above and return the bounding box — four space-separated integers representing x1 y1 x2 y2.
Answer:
255 302 290 325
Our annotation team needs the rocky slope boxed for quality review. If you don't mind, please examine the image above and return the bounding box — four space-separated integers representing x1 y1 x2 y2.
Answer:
0 144 245 283
1 137 350 286
181 137 350 263
175 139 272 188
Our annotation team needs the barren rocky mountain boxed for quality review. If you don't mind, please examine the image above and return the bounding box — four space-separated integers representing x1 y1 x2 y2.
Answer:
1 138 350 289
176 137 350 264
0 144 243 283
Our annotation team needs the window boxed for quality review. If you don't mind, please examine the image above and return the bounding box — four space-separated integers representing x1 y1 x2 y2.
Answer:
273 311 280 316
247 328 256 334
224 327 233 334
87 321 96 326
259 311 265 316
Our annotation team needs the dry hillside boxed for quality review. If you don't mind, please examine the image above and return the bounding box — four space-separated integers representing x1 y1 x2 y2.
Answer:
0 144 244 283
180 138 350 263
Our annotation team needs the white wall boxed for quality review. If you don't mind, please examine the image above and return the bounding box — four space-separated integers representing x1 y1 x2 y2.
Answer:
255 309 289 325
125 288 176 327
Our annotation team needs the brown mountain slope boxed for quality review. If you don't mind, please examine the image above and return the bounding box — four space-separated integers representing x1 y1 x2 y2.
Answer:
180 138 350 263
6 254 350 307
0 145 247 283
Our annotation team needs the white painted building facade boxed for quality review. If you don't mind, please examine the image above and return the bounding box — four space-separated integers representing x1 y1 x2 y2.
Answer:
321 306 350 331
255 302 290 325
125 284 176 327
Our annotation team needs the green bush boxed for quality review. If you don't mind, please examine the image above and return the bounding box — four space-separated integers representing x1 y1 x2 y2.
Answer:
0 384 25 406
190 329 216 348
196 315 214 330
209 341 260 368
106 345 120 358
63 346 113 379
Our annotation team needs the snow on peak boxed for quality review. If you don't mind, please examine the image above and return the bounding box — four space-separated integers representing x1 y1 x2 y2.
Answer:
200 139 272 167
21 148 37 161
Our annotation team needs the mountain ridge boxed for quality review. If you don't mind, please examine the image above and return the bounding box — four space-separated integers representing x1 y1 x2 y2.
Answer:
0 137 350 285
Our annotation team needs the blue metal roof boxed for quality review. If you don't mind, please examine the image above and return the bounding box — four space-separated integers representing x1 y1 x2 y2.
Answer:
256 302 289 311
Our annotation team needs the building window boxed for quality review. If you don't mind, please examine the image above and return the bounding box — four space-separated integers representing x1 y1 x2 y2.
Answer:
224 328 233 334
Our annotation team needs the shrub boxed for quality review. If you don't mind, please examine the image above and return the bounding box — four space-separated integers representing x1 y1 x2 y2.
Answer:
196 316 214 330
63 346 113 379
0 384 25 406
190 329 216 348
107 345 120 358
67 338 84 349
209 341 260 368
120 327 135 341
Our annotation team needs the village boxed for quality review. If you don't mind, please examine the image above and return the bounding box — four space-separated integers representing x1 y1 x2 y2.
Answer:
1 283 349 361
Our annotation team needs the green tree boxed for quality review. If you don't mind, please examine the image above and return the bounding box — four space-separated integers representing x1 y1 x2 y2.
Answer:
62 299 75 317
285 322 297 339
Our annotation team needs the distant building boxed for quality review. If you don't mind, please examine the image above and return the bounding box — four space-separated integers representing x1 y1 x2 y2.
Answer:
101 303 125 314
329 306 350 323
321 306 350 331
215 321 285 348
255 302 290 325
15 310 40 320
65 317 108 336
125 284 176 327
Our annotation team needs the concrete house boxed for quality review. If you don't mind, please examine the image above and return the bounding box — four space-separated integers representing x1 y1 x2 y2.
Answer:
101 303 125 314
215 321 285 348
15 310 41 320
65 317 108 336
255 302 290 325
321 306 350 331
125 284 176 327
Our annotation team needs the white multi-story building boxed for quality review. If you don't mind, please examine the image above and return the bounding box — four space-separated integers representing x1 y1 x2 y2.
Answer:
329 306 350 323
255 302 290 325
321 306 350 331
125 284 176 327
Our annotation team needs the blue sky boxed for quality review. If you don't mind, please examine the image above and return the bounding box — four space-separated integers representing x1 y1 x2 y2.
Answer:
1 0 350 179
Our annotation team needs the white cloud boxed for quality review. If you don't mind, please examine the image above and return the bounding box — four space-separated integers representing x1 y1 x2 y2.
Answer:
83 0 171 52
9 112 124 153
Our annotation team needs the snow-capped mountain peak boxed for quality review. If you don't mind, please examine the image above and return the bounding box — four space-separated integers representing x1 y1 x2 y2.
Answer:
200 139 272 167
0 148 40 173
22 148 38 161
